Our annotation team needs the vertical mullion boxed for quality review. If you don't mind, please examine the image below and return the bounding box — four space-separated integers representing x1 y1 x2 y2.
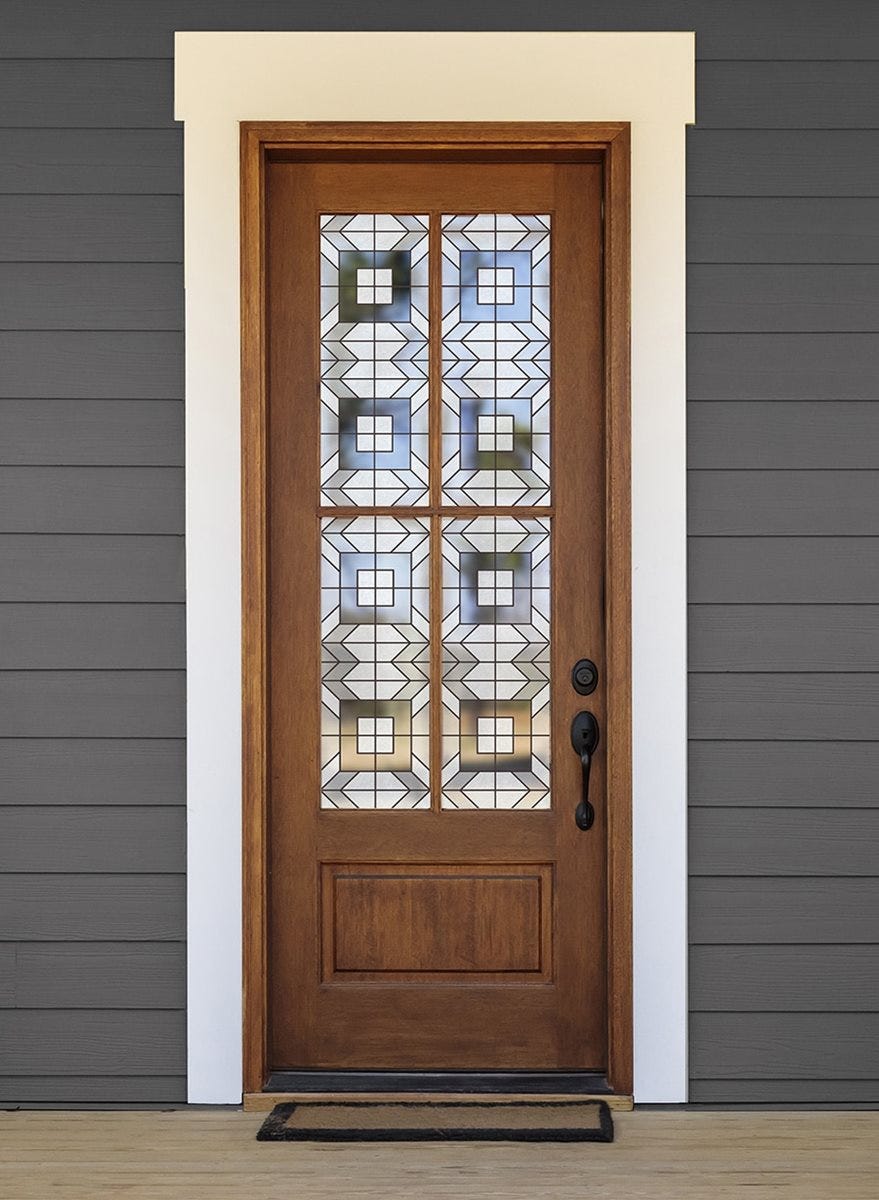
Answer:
429 213 443 811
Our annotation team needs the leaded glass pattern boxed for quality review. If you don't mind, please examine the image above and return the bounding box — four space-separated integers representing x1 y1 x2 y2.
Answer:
440 517 551 809
441 215 551 506
320 215 429 506
321 516 431 809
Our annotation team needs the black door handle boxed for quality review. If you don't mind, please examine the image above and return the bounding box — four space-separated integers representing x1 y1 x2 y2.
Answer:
570 711 600 831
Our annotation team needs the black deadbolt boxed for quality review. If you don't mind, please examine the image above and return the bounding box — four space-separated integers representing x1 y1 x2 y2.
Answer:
571 658 598 696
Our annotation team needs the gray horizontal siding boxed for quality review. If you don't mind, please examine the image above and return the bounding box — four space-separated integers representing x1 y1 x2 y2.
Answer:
0 671 185 738
690 1079 879 1104
0 333 183 398
689 742 879 806
0 1010 185 1075
0 129 182 193
689 537 879 603
688 267 879 332
690 946 879 1011
0 1076 186 1103
0 401 184 466
0 943 185 1008
689 673 879 741
0 739 185 805
688 606 879 672
0 264 183 330
0 468 183 533
690 1014 879 1080
0 875 185 941
687 199 879 264
0 807 185 873
0 196 182 262
689 334 879 400
688 471 879 535
0 536 184 602
689 403 879 469
0 61 175 128
690 879 879 943
690 809 879 877
0 605 184 669
696 61 879 128
687 131 879 196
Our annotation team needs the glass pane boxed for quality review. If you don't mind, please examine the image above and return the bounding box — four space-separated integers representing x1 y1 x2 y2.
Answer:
441 214 551 507
441 516 551 809
321 516 431 809
320 214 430 507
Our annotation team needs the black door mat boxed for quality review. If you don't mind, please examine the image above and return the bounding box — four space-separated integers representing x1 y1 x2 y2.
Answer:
256 1099 614 1143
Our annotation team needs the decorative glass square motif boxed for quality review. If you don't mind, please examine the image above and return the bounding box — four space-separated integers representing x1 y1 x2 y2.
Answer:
321 215 429 506
441 214 550 506
441 517 551 809
322 516 430 809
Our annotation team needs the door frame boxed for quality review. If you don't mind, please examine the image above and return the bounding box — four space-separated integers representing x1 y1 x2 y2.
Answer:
175 30 694 1105
240 121 632 1096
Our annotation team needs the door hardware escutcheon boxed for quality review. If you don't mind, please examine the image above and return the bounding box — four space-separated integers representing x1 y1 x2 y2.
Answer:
570 711 600 831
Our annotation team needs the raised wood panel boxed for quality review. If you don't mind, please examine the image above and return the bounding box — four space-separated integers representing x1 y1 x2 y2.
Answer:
688 537 879 603
689 741 879 806
688 471 879 536
0 265 183 331
688 605 879 671
0 1075 186 1103
0 333 183 399
0 807 185 873
0 130 181 194
688 266 879 333
0 61 174 127
0 943 186 1009
0 468 183 533
690 878 879 944
0 1010 185 1075
687 131 879 197
0 739 185 805
0 875 185 941
0 671 185 738
690 1013 879 1079
691 946 879 1012
0 196 182 263
688 335 879 401
689 673 879 741
0 400 184 466
0 604 184 669
0 535 184 602
687 199 879 265
697 62 879 129
688 403 879 470
690 808 879 877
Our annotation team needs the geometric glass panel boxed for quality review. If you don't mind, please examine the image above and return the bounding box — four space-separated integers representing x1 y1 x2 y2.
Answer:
441 215 551 506
320 516 431 808
320 215 430 506
440 516 551 809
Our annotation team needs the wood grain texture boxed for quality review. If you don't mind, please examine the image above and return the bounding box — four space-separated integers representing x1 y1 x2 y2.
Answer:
0 1010 184 1075
688 537 879 603
0 401 184 466
689 335 879 400
0 196 182 263
0 943 186 1009
688 402 879 469
0 807 185 873
0 739 184 806
689 741 879 806
0 604 184 669
0 265 182 331
688 471 879 536
0 671 185 737
688 605 879 671
691 946 879 1012
688 266 879 333
690 808 879 877
690 878 879 944
690 1013 879 1079
0 333 183 399
0 875 184 941
687 198 879 264
697 62 879 129
0 535 184 602
687 131 879 197
0 468 183 533
689 673 879 741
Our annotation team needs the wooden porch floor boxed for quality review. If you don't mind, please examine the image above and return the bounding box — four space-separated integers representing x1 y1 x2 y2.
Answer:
1 1109 877 1198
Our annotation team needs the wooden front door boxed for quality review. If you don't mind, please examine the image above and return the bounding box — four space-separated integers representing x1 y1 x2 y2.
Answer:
256 133 629 1078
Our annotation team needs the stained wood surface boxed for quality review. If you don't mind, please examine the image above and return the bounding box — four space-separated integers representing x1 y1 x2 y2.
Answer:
1 1111 878 1199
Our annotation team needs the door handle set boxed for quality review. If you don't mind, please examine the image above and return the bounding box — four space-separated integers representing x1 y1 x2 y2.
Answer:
570 659 600 831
